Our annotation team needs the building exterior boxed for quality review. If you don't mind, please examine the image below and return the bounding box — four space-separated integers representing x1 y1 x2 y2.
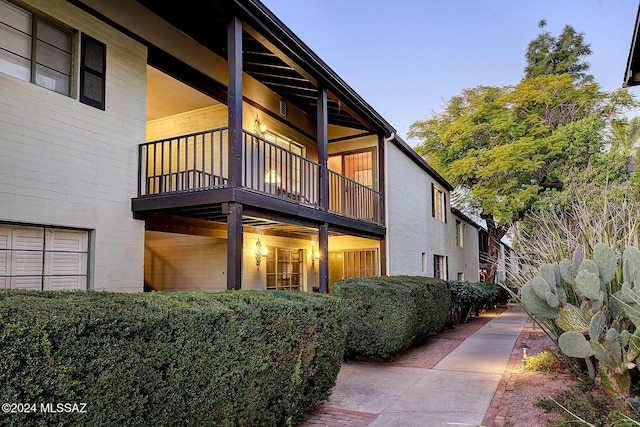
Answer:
0 0 481 293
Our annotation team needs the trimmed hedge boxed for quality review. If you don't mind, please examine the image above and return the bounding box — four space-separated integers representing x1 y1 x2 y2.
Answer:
0 290 344 427
332 276 450 360
448 281 510 326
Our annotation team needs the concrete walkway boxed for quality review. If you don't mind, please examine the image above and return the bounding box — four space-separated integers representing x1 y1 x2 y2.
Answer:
306 306 528 427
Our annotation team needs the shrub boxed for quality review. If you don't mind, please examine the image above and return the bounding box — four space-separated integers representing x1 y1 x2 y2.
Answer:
0 289 344 427
524 349 564 373
449 281 509 326
332 276 449 360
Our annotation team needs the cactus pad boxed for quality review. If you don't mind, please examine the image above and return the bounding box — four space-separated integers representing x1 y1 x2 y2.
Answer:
575 270 602 301
521 283 559 319
578 259 600 277
555 303 589 333
624 247 640 285
589 310 606 341
558 331 594 358
593 243 617 285
539 264 557 288
559 259 574 284
531 276 551 300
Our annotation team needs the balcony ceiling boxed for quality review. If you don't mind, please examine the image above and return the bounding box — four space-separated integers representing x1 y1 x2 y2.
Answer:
138 0 367 130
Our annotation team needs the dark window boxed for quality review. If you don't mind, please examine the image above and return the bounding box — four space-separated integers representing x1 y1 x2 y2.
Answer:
434 254 448 280
80 34 106 110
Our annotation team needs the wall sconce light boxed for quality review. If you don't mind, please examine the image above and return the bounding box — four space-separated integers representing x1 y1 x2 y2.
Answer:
254 115 267 137
255 237 268 269
311 244 320 267
264 169 281 184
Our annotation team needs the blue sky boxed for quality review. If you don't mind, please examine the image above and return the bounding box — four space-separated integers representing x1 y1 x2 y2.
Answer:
261 0 640 143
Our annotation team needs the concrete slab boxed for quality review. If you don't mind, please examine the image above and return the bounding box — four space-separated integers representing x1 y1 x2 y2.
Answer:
321 306 529 427
327 363 428 413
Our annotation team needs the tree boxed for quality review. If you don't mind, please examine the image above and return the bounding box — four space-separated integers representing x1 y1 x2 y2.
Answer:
409 75 634 283
525 20 592 82
607 116 640 159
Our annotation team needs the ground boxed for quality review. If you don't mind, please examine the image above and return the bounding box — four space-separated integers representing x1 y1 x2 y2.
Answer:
302 305 572 427
492 320 571 427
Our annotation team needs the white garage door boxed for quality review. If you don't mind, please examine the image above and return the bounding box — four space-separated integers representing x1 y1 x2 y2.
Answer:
0 225 88 290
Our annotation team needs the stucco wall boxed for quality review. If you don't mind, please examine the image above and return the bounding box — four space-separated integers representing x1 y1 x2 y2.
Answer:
0 0 146 291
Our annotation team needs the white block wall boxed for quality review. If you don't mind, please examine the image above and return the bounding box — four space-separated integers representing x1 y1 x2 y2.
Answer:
386 142 479 280
0 0 146 291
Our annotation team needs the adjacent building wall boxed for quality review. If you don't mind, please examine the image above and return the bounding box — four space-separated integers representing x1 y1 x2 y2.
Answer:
0 0 146 291
386 142 442 276
385 140 480 280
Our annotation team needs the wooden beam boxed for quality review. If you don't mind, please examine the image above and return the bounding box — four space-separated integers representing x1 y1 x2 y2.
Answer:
379 239 387 276
319 222 329 294
227 16 243 188
377 133 385 223
226 202 243 290
146 213 227 238
242 24 318 87
317 87 329 211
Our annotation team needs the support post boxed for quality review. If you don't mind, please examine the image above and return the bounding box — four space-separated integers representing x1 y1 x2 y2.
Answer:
226 202 243 290
377 134 385 225
379 239 387 276
319 223 329 293
317 87 329 211
227 16 243 187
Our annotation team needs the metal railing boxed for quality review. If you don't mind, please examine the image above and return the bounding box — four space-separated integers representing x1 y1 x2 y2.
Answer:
329 170 383 225
242 131 320 208
137 127 383 224
138 127 228 196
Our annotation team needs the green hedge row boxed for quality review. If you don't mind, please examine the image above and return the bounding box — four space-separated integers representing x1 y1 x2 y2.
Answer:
0 290 344 427
332 276 450 360
449 281 509 326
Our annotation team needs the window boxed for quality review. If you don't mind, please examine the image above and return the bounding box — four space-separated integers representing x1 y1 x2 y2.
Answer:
263 132 304 192
455 220 464 247
266 247 302 291
432 183 446 222
80 34 106 110
328 150 374 188
457 272 464 281
343 249 378 278
0 0 72 95
434 255 447 280
0 224 88 290
422 252 427 274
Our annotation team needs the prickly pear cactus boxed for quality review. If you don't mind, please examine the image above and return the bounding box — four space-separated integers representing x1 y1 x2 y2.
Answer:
518 244 640 400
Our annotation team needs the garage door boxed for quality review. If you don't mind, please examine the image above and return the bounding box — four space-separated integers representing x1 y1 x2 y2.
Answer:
0 225 88 290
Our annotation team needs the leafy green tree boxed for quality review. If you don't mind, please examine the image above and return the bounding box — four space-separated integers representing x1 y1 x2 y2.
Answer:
525 20 592 82
409 75 634 283
607 116 640 159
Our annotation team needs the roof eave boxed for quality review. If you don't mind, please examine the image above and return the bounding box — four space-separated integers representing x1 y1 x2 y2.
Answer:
235 0 396 135
623 2 640 87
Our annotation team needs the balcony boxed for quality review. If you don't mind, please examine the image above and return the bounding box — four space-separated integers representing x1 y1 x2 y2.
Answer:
137 127 383 225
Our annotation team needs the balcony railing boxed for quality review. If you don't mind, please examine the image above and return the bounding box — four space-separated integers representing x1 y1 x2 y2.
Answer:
139 128 228 195
138 127 382 225
329 170 382 224
242 131 320 208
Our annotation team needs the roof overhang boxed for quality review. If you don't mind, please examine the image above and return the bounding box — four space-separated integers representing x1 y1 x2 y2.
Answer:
624 2 640 87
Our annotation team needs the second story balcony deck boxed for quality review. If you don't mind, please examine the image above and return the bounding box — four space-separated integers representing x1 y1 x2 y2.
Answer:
135 127 383 227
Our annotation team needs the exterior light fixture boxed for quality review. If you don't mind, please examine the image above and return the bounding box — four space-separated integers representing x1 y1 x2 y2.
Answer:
254 115 267 137
311 244 320 267
519 343 531 359
255 237 268 269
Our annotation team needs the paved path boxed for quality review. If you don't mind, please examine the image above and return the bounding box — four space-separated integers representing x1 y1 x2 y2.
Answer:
303 306 528 427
